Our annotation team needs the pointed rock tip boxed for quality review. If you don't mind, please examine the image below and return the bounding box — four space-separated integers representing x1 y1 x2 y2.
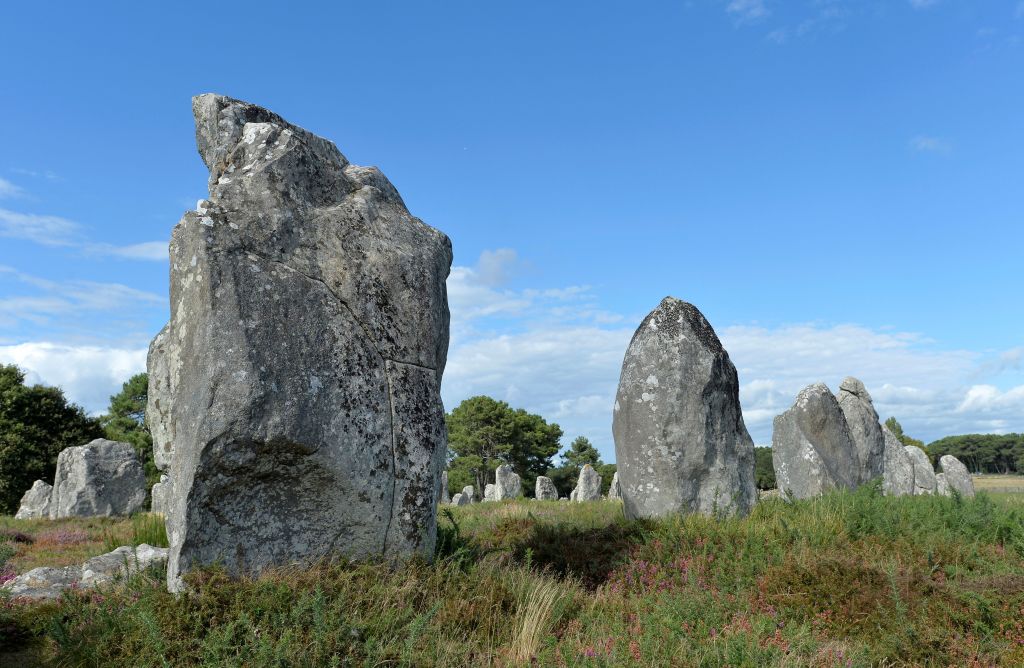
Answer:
191 93 288 171
839 376 870 400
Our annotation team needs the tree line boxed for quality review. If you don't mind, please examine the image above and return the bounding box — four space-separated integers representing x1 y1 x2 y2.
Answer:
2 363 1017 513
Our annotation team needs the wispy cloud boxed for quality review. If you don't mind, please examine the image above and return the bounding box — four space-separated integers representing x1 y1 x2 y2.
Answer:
910 135 952 154
0 178 25 199
0 207 167 260
727 0 769 24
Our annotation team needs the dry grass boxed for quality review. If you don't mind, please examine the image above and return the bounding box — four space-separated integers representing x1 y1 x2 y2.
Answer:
972 474 1024 494
509 575 566 664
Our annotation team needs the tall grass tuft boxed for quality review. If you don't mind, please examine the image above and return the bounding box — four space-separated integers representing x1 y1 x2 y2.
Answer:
510 574 566 663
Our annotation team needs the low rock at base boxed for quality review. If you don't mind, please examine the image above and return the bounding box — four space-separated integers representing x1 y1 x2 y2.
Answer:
3 544 168 600
15 480 53 520
535 476 559 500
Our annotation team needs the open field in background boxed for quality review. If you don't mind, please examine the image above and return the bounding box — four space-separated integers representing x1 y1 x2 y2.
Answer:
2 488 1024 667
972 474 1024 495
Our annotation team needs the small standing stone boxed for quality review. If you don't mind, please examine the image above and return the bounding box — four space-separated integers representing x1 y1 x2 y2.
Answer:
572 464 602 502
451 493 468 506
881 426 915 497
935 473 951 496
607 471 621 500
461 485 475 504
535 476 559 500
493 464 522 500
150 474 171 515
904 446 936 495
938 455 975 497
49 439 147 519
484 484 496 502
15 480 53 520
440 471 450 505
772 384 860 500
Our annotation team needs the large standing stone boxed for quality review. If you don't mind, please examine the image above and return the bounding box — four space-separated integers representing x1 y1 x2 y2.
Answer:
607 471 621 500
881 426 915 497
149 94 452 591
493 464 522 500
49 439 146 519
572 464 602 502
535 476 559 500
938 455 975 497
15 480 52 520
835 377 885 484
771 384 860 500
904 446 936 495
613 297 757 518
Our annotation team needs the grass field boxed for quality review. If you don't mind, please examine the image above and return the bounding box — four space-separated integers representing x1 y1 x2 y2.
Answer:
972 474 1024 495
2 486 1023 666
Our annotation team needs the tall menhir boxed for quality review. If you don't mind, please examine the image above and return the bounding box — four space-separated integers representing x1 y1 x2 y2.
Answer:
148 94 452 591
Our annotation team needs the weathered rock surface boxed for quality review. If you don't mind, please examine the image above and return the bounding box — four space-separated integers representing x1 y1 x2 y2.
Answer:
904 446 936 495
451 493 468 506
772 384 860 500
149 94 452 591
938 455 975 498
935 473 950 496
15 480 52 519
150 474 171 514
613 297 757 518
607 471 621 500
49 439 146 519
835 377 885 484
881 426 915 497
572 464 602 502
484 484 496 502
461 485 475 504
535 476 558 500
3 544 168 600
439 471 450 505
493 464 522 500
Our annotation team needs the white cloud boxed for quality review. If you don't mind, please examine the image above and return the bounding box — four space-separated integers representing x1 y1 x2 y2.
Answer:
0 207 167 261
0 208 79 246
910 135 952 153
727 0 769 23
0 178 24 199
0 342 147 413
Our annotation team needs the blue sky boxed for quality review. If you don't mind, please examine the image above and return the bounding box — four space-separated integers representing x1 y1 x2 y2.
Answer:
1 1 1022 462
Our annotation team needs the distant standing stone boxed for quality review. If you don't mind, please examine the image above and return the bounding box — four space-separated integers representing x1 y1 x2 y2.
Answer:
535 476 559 500
904 446 936 495
835 377 885 484
881 426 915 497
494 464 522 500
607 471 621 500
150 474 171 515
461 485 476 504
772 384 860 500
572 464 602 502
451 493 468 506
938 455 975 497
613 297 757 519
484 484 496 502
440 471 450 505
49 439 147 519
15 480 52 520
